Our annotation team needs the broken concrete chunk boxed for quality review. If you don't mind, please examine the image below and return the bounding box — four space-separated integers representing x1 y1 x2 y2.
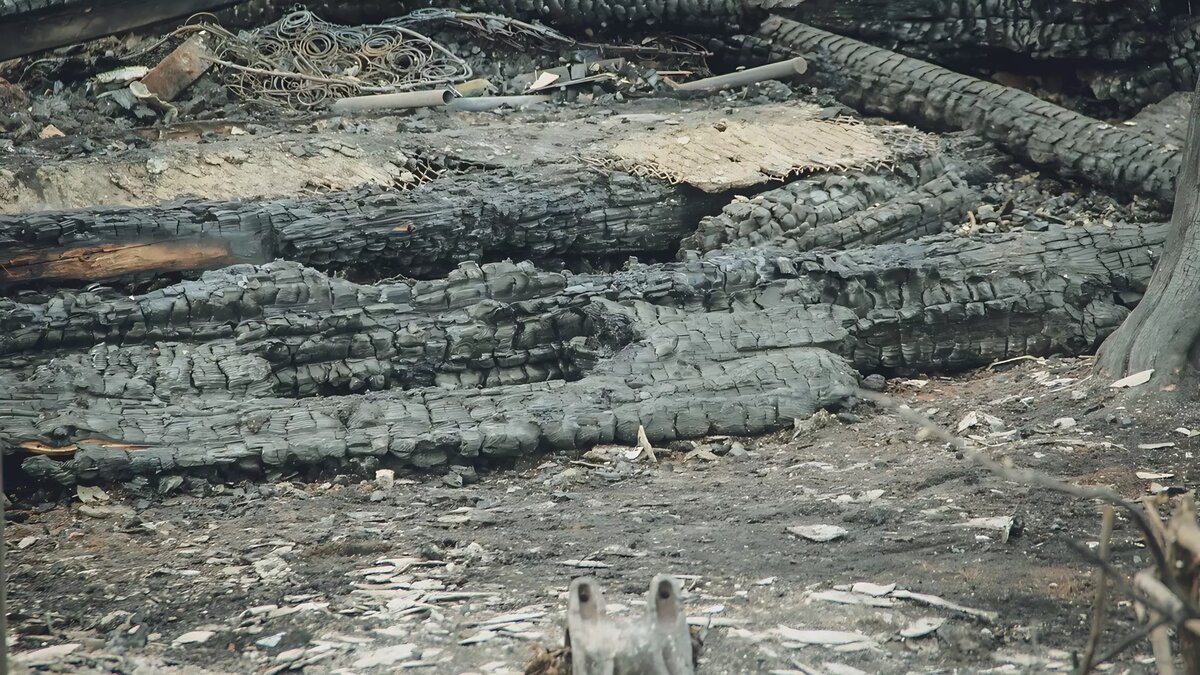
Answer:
776 625 876 648
849 582 895 597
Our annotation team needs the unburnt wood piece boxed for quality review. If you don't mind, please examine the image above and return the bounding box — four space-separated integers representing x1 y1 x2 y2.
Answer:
0 167 689 286
749 17 1181 203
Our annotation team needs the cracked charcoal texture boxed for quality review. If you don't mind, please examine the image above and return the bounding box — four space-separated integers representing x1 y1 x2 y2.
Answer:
774 0 1171 64
683 149 988 253
0 0 243 61
0 167 690 285
748 17 1181 204
0 220 1163 483
217 0 748 32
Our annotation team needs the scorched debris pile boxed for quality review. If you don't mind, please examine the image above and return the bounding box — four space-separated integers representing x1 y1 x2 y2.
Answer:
0 1 1187 485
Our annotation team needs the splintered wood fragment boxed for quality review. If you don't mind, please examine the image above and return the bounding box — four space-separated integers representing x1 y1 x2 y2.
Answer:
1110 369 1153 388
636 425 657 464
560 559 612 569
889 590 999 623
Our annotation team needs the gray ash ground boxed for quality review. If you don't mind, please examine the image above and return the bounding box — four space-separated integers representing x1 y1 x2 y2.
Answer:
0 14 1187 675
8 358 1198 674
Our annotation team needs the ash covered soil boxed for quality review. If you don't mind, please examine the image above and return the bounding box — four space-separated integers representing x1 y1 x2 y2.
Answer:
8 358 1195 674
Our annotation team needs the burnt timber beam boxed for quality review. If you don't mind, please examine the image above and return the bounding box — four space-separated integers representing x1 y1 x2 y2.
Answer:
747 16 1181 203
0 0 247 61
0 167 692 286
0 219 1162 484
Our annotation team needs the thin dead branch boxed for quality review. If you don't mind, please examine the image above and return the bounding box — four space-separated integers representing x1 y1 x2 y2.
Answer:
858 388 1200 673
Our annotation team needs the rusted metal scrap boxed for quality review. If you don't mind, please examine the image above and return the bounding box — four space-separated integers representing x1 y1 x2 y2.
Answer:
140 34 214 102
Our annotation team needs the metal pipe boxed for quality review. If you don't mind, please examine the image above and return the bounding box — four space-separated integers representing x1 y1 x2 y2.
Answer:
446 95 551 112
674 57 807 92
330 88 455 113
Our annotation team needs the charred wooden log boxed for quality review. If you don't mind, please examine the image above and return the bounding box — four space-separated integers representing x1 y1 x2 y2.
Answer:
1084 17 1200 110
747 17 1181 203
0 220 1161 483
1128 92 1192 148
0 0 246 61
682 148 992 253
0 167 693 286
771 0 1171 64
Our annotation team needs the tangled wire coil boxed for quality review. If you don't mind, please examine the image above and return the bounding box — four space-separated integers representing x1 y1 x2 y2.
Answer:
183 10 471 109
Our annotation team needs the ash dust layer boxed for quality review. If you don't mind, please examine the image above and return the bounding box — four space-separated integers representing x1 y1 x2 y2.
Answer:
2 3 1198 674
7 360 1197 674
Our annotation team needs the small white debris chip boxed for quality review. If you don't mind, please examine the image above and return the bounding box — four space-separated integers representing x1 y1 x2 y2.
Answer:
560 559 613 568
1137 443 1176 450
776 625 877 650
14 643 81 665
172 630 215 646
850 582 896 597
1136 471 1176 480
353 644 416 668
76 485 111 504
1110 369 1153 388
787 524 848 542
459 630 496 645
899 617 946 639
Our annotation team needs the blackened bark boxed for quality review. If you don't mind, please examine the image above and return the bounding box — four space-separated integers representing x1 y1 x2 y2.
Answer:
747 17 1181 203
0 167 691 286
1096 78 1200 385
0 0 246 61
0 219 1164 483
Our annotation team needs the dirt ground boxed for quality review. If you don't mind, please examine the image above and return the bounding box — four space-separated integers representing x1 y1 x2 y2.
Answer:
7 356 1196 674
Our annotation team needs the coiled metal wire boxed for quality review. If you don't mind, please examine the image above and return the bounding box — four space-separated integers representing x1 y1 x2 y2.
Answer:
186 10 471 110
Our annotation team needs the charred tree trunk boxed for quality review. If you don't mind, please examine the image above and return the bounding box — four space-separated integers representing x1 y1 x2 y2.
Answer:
1096 79 1200 386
